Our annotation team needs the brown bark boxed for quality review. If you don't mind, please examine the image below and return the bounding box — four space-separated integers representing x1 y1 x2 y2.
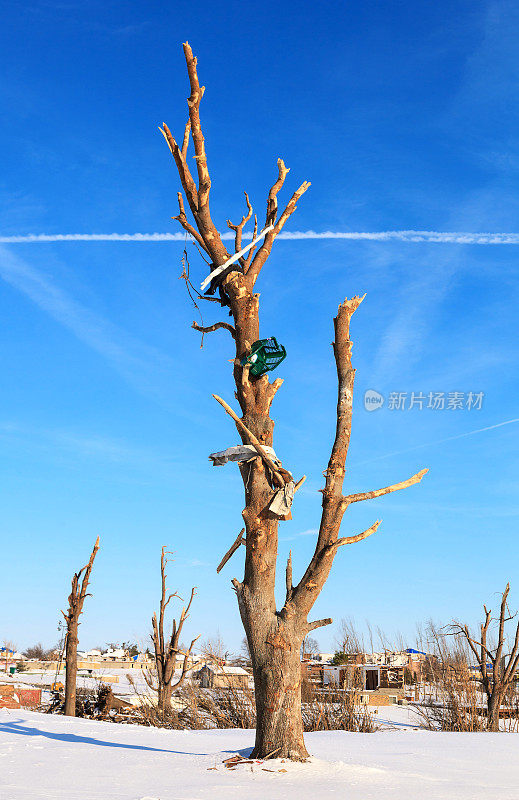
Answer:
62 537 100 716
162 43 427 759
147 546 199 715
487 690 503 731
450 583 519 731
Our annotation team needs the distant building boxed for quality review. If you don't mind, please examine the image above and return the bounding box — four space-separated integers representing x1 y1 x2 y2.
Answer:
302 647 435 704
194 664 250 689
313 653 334 664
100 648 127 661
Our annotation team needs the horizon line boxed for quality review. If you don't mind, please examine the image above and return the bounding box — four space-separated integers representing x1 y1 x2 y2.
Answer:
4 230 519 244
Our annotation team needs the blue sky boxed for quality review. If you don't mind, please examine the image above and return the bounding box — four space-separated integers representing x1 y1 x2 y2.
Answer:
1 0 518 654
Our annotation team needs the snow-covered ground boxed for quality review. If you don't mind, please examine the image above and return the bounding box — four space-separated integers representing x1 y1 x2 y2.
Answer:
1 708 518 800
4 669 150 701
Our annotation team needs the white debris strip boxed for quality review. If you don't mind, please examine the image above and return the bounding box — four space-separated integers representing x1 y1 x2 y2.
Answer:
208 445 278 466
200 225 274 292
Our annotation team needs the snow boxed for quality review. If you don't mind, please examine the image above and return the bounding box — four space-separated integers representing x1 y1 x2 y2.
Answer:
1 708 518 799
4 669 150 699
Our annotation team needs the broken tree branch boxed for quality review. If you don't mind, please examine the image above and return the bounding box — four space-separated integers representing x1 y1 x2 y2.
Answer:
294 475 307 492
227 192 253 261
192 321 236 339
181 119 191 158
343 468 429 506
173 192 209 253
160 123 199 218
285 550 293 601
217 528 246 573
182 42 228 259
212 393 286 487
332 519 382 548
171 634 201 693
244 214 258 270
247 160 310 285
307 618 333 632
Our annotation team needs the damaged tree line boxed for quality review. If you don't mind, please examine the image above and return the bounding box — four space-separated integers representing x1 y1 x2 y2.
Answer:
160 42 428 760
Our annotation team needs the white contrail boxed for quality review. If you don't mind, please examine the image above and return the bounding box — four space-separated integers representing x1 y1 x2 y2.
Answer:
4 230 519 244
354 418 519 467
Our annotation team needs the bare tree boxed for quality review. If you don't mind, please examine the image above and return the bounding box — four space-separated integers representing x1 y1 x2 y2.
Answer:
301 636 319 659
23 643 53 661
160 42 427 759
449 584 519 730
200 632 229 663
62 537 100 716
334 617 365 661
147 547 200 715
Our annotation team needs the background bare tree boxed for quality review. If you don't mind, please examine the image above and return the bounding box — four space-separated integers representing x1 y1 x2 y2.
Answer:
301 635 319 659
449 584 519 730
333 616 366 663
146 547 199 715
23 643 53 661
161 42 427 760
62 537 100 716
200 632 229 663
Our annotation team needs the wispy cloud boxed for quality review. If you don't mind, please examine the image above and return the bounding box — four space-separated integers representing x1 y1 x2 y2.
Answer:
0 245 173 396
371 247 462 383
4 230 519 244
0 421 175 473
281 528 318 542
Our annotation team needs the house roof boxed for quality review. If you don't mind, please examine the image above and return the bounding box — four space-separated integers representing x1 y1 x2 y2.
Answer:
199 664 249 675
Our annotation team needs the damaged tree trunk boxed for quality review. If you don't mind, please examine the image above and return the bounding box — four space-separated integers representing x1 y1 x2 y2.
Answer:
147 546 199 716
62 537 100 717
161 42 427 759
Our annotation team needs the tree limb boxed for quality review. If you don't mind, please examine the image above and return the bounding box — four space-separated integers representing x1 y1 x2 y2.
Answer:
292 296 427 619
244 215 258 270
181 119 191 158
173 192 209 253
247 160 310 285
308 618 333 632
217 529 246 573
159 123 199 218
331 519 382 548
343 469 429 506
171 636 201 690
285 550 293 602
227 192 253 262
212 393 287 487
181 42 228 264
192 321 236 339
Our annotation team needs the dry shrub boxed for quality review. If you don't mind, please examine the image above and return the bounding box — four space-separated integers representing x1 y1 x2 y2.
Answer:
180 683 256 729
302 681 378 733
414 622 486 731
416 667 486 732
125 670 255 729
126 671 377 732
